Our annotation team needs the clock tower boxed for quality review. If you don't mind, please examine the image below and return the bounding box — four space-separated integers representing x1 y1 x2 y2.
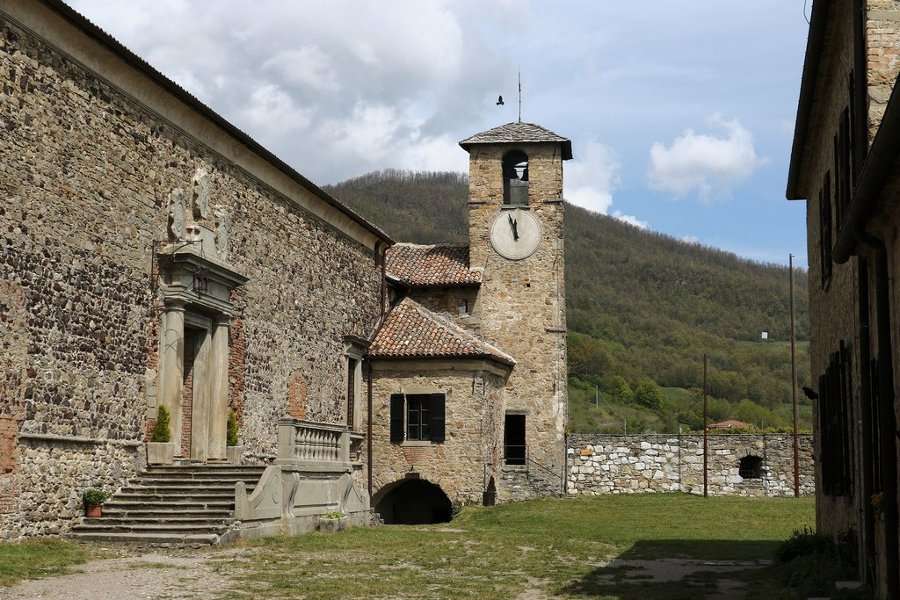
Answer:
459 122 571 489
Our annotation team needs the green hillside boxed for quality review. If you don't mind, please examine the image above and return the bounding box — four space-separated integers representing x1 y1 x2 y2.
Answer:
326 170 812 433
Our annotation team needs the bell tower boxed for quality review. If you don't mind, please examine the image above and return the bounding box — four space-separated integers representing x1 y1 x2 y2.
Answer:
459 122 571 486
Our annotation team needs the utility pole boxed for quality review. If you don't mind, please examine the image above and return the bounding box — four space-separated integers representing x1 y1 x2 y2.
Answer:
789 253 800 498
703 353 708 498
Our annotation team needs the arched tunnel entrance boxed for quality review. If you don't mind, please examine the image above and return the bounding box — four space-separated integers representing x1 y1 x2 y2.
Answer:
374 479 452 525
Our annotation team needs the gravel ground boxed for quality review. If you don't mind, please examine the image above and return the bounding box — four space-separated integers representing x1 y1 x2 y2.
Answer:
0 550 231 600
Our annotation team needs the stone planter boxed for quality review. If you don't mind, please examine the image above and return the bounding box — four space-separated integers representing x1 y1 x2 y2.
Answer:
226 445 243 465
147 442 175 465
317 516 348 533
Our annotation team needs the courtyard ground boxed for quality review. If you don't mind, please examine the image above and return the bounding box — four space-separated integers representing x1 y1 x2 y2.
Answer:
1 494 815 600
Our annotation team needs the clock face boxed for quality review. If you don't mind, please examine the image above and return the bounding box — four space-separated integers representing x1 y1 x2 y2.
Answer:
490 209 542 260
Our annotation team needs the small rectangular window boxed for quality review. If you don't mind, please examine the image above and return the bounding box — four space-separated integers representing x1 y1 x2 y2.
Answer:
504 414 526 465
406 395 431 441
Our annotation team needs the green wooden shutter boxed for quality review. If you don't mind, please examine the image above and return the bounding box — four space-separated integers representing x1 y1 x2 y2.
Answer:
390 394 405 443
430 394 446 443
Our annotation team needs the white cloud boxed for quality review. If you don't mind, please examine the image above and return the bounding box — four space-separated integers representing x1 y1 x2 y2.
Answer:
648 115 766 198
68 0 501 183
680 235 700 244
613 212 649 230
565 142 620 215
262 46 340 93
565 142 650 230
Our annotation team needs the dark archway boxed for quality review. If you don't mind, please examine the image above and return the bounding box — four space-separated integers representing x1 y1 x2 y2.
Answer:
738 455 763 479
502 149 529 206
374 479 452 524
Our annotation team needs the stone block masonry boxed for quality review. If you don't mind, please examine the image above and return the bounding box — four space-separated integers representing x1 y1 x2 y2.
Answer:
567 434 814 497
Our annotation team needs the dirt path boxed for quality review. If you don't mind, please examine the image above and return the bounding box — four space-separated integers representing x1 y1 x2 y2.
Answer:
0 551 228 600
0 548 769 599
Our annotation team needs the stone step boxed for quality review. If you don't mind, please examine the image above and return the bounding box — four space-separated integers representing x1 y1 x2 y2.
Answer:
66 531 220 545
83 516 233 525
112 492 237 503
140 469 265 478
103 500 234 511
145 465 265 473
101 508 233 519
120 485 246 496
72 522 231 535
132 477 259 487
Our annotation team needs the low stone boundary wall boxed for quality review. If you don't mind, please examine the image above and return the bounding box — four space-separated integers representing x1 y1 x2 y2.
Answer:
566 433 814 497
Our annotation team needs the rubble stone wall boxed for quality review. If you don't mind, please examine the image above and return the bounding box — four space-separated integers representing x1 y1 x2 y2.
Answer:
0 10 383 537
368 364 506 507
567 434 815 497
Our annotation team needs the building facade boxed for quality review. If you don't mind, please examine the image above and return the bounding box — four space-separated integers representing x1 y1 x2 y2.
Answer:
368 125 571 519
787 2 900 596
0 0 388 539
1 0 570 537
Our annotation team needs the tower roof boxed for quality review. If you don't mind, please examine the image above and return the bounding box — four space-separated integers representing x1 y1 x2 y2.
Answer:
459 122 573 160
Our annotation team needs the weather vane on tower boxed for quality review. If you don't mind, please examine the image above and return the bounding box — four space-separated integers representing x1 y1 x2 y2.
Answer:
495 70 523 122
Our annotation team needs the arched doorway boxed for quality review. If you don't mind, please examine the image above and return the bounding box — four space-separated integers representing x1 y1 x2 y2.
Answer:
374 479 452 524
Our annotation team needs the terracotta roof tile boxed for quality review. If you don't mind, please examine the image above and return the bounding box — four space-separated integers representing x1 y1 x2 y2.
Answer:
385 244 481 288
369 298 514 366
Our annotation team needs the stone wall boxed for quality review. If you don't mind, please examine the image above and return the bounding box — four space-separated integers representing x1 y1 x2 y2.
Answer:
0 9 384 537
1 437 143 538
368 363 506 507
466 143 568 478
567 434 815 497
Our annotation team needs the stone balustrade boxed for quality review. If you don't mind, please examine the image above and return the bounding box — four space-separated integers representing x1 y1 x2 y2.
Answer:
277 419 351 466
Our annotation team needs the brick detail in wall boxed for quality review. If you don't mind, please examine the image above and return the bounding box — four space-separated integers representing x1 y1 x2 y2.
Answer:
0 417 18 515
0 417 17 475
181 333 196 457
287 371 307 420
229 318 246 421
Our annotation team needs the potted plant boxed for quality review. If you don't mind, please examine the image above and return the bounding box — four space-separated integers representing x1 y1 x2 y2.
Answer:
82 488 108 518
226 410 243 465
147 405 175 465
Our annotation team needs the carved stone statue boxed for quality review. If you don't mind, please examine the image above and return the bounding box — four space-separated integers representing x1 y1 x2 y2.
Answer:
166 188 186 241
191 168 211 221
214 205 231 262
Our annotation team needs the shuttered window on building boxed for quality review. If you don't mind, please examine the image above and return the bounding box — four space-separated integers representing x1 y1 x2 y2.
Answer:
819 171 833 289
389 393 446 444
819 341 853 496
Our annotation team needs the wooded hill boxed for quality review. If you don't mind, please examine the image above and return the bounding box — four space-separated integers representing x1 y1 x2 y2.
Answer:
326 170 812 433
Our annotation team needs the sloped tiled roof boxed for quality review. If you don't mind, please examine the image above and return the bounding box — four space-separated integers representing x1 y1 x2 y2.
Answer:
459 122 573 160
385 244 482 288
369 298 515 367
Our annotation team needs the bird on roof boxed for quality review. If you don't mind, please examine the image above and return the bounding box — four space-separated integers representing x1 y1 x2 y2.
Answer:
496 95 504 106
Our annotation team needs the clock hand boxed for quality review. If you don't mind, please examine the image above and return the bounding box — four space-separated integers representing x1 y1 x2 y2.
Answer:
508 214 519 241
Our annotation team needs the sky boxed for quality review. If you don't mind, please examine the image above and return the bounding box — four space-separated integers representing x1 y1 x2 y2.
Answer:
69 0 812 266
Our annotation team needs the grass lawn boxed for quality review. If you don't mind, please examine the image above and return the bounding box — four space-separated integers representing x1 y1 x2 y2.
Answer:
221 493 815 600
0 539 89 587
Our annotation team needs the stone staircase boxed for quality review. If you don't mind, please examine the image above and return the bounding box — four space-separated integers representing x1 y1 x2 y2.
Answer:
69 464 265 545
